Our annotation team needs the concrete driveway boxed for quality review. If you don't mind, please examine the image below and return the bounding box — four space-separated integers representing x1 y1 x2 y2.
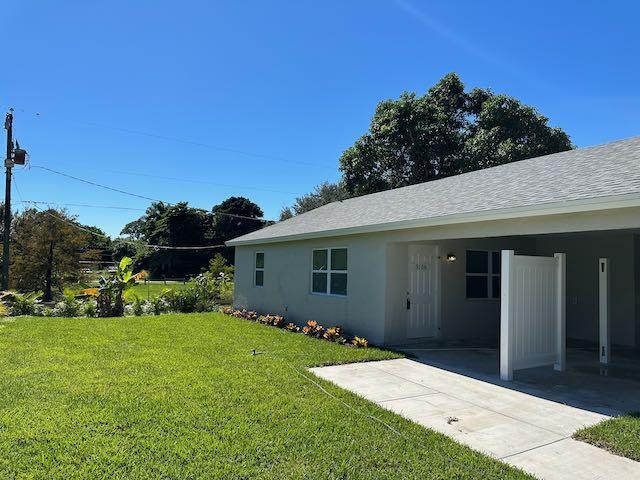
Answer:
311 357 640 480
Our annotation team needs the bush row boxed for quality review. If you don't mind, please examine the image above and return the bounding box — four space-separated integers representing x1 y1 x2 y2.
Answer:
220 307 369 348
0 271 232 318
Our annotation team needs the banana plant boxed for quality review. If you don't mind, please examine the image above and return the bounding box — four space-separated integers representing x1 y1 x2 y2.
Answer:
96 257 147 317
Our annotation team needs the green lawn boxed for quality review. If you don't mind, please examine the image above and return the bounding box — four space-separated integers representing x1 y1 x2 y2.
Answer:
574 413 640 461
0 313 531 479
125 280 189 300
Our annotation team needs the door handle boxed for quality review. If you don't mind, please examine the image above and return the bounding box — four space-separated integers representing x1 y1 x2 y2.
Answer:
406 298 411 310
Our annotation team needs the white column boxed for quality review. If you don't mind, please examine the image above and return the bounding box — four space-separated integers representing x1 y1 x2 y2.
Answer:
500 250 515 381
599 258 610 364
554 253 566 372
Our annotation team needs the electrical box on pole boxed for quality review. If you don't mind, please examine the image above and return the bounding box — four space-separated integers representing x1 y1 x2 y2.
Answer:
13 148 27 165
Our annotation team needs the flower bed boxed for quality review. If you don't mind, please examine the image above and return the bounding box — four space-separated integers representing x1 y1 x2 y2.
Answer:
220 307 368 348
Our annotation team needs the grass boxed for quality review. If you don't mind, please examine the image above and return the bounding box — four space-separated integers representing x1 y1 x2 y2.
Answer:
126 280 189 300
574 413 640 461
0 313 532 479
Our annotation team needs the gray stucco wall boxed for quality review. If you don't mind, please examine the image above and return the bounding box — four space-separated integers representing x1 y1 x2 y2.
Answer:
384 237 536 345
233 234 388 344
536 232 637 347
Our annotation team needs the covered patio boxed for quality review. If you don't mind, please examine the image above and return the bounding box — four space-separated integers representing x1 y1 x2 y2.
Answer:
384 226 640 380
391 343 640 415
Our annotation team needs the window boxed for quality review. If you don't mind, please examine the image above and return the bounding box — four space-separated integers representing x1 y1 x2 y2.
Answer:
311 248 347 296
465 250 501 299
255 252 264 287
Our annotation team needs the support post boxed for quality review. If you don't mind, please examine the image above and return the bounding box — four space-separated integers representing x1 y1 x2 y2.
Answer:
599 258 610 364
554 253 566 372
2 109 13 291
500 250 515 381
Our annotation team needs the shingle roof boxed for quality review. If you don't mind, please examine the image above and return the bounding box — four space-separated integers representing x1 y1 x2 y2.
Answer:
228 136 640 245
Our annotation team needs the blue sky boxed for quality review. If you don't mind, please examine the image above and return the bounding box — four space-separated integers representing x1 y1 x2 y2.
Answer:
2 0 639 236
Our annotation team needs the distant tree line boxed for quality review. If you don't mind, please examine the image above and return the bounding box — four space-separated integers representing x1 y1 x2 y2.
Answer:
1 195 266 297
116 196 265 278
279 72 573 220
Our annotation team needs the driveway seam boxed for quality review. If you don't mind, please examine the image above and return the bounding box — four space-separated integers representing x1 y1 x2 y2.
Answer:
499 435 572 460
377 392 439 403
369 362 568 437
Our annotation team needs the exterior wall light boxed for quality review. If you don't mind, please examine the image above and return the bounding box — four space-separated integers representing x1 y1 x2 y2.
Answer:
446 253 457 262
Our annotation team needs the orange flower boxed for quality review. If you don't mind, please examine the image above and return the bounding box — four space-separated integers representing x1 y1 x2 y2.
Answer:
132 270 149 281
80 288 99 296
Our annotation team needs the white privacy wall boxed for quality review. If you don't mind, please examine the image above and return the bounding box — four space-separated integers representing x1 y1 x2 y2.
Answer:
500 252 565 381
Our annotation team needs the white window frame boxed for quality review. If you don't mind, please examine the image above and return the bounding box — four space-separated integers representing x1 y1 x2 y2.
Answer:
254 252 264 287
465 249 501 300
311 247 348 297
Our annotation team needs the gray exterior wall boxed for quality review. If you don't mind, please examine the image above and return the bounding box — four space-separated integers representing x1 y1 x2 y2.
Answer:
233 234 388 344
384 237 536 345
536 232 637 347
233 207 640 348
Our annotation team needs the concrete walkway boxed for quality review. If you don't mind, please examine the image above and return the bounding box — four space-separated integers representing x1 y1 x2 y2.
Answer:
311 358 640 480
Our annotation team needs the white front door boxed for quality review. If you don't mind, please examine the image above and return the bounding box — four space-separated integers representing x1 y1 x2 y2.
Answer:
407 245 439 338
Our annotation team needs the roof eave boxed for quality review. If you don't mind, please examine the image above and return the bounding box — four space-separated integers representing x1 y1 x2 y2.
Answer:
226 193 640 247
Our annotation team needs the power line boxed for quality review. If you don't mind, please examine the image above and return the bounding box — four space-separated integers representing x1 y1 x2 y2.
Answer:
14 177 258 250
16 200 145 211
24 200 228 251
11 106 334 170
31 165 164 203
29 165 278 222
88 167 303 195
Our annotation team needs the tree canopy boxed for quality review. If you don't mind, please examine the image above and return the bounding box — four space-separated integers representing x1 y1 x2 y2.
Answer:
338 73 573 196
279 181 349 221
120 196 265 277
209 196 265 263
8 208 93 300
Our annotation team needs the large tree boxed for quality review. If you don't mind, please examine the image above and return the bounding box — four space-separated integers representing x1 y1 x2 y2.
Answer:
9 208 91 300
279 181 349 221
339 73 573 196
121 202 211 278
209 196 265 263
120 197 265 276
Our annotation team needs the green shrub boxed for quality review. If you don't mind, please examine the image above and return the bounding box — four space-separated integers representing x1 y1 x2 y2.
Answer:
53 290 83 317
149 295 168 315
8 291 43 316
83 300 97 318
208 253 234 279
163 288 197 313
131 295 145 316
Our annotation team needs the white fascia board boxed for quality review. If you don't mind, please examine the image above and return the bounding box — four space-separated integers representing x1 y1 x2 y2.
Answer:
226 193 640 246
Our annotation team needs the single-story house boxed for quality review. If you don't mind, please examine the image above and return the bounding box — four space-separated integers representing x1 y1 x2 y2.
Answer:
227 136 640 379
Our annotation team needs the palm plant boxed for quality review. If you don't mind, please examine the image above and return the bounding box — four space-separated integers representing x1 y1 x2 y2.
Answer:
96 257 147 317
3 291 43 316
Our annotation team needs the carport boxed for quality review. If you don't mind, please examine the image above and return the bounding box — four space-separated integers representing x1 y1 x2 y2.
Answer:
387 228 640 382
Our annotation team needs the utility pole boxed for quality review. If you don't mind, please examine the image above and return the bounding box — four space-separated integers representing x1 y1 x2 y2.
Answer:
2 108 13 290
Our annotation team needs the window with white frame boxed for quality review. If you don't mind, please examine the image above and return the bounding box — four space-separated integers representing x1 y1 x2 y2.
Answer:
311 248 347 296
465 250 501 299
254 252 264 287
